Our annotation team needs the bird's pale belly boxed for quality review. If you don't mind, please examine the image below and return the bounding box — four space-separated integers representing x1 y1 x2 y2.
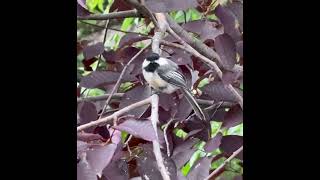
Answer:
143 71 178 94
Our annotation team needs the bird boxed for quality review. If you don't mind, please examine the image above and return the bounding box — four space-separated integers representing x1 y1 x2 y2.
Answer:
142 52 206 121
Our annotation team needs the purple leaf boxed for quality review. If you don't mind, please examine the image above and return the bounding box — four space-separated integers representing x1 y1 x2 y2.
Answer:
220 135 243 160
119 85 151 118
86 143 118 177
158 93 176 112
114 119 165 144
226 1 243 32
215 5 242 42
187 156 213 180
201 81 242 102
79 71 136 88
236 41 243 58
204 132 222 152
77 0 88 10
145 0 198 13
215 34 236 70
182 20 223 41
172 138 198 168
83 42 105 60
137 144 177 180
162 46 193 66
77 158 97 180
77 3 91 16
174 95 193 120
78 101 97 125
119 33 150 49
102 154 129 180
222 104 243 128
77 141 89 154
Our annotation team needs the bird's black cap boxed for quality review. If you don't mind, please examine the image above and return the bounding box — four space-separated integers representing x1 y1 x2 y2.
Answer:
146 53 160 61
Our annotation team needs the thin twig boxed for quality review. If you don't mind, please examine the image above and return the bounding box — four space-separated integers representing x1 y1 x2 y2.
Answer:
77 97 151 132
96 20 110 69
150 94 171 180
77 10 140 20
77 93 124 103
98 43 151 119
78 20 150 37
164 118 174 157
204 146 243 180
124 0 159 29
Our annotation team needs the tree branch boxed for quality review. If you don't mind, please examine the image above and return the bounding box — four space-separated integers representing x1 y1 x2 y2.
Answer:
150 94 171 180
77 10 140 20
77 93 124 103
204 146 243 180
77 97 151 132
98 43 151 119
124 0 159 29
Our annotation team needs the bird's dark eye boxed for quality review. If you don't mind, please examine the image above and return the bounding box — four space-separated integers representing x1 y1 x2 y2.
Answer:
146 53 160 61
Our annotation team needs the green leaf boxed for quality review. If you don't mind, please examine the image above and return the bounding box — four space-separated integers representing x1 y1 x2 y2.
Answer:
86 88 105 96
226 123 243 136
211 156 226 169
210 121 222 137
198 78 209 88
121 131 129 143
181 162 191 176
174 128 188 139
121 17 135 31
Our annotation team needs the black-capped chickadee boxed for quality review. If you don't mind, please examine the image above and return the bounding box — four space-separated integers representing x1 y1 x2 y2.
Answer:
142 53 206 121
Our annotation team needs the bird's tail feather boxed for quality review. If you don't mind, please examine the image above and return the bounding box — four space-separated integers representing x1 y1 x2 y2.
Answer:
181 88 206 121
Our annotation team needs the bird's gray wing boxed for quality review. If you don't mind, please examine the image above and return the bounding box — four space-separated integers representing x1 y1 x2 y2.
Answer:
156 64 187 88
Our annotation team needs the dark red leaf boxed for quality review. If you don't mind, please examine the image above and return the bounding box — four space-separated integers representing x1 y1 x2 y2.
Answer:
222 104 243 128
158 93 176 112
171 138 198 168
115 46 140 63
110 0 133 12
77 132 103 142
182 20 223 41
201 81 242 102
220 135 243 159
204 132 222 152
77 87 81 97
79 71 136 88
137 144 177 180
78 101 98 125
214 34 236 70
102 50 117 63
82 58 98 71
221 71 237 85
215 5 242 42
145 0 198 13
119 33 150 49
83 42 105 60
187 156 213 180
183 117 211 141
86 143 118 177
114 119 165 144
93 126 110 140
161 46 193 66
196 0 213 12
119 85 151 118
